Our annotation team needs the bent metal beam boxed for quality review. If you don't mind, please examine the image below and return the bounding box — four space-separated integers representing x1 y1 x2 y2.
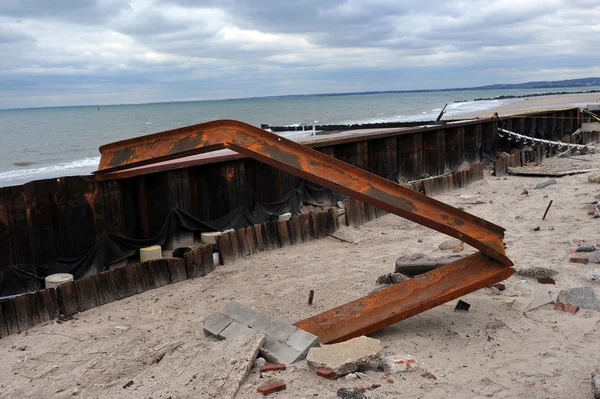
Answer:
95 119 514 343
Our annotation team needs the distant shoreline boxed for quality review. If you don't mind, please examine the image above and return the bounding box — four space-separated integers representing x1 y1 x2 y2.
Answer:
3 77 600 111
456 89 600 103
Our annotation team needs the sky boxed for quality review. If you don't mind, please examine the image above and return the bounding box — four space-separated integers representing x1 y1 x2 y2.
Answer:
1 0 600 109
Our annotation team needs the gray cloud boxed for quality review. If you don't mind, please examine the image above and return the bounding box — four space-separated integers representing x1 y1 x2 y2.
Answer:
1 0 600 108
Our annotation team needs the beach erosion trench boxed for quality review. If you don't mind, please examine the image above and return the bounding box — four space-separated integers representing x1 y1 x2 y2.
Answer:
0 106 593 337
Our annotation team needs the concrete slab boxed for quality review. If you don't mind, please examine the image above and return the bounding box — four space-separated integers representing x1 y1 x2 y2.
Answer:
306 336 381 376
223 301 296 342
203 313 233 338
220 321 253 339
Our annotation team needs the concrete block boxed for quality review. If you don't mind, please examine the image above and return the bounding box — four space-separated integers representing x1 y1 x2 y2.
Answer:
220 321 254 339
201 231 222 245
557 286 600 310
306 336 382 376
278 212 292 221
285 328 319 357
203 313 233 338
223 301 295 342
261 337 305 365
140 245 162 262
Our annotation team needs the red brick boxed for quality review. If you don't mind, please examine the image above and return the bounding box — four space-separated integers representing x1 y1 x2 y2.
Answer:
260 363 286 373
257 382 286 396
569 257 588 264
554 301 579 314
537 277 555 285
316 368 336 379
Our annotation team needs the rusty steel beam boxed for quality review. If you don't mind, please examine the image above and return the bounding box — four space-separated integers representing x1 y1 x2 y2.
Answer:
95 120 511 266
95 119 514 343
295 253 513 343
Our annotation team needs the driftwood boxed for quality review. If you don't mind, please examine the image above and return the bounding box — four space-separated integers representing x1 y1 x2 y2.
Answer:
507 167 600 177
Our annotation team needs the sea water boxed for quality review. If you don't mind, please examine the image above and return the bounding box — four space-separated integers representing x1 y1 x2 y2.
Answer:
0 87 596 187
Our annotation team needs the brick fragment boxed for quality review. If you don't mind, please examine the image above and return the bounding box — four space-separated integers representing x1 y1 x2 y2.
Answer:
490 283 506 291
257 382 286 396
537 277 555 285
554 301 579 314
316 368 336 379
260 364 286 373
569 257 589 264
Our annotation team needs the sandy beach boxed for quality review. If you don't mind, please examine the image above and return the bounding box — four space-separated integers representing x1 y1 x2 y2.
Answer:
1 146 600 398
457 92 600 119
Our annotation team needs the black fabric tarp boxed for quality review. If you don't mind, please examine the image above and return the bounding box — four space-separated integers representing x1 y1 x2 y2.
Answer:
0 181 343 297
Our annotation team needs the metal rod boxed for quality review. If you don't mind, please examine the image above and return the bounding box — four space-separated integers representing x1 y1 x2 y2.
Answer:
542 200 553 220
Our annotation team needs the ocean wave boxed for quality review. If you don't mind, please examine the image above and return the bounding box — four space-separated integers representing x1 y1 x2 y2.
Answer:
0 157 100 185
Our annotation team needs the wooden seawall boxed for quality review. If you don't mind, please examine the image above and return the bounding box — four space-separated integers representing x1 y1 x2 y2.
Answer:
0 108 584 271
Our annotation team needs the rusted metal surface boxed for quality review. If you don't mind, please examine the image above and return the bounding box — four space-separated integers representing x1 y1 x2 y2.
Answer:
96 119 511 266
295 253 513 343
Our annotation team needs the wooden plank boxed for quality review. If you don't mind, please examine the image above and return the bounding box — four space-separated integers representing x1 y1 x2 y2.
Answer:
167 258 188 283
0 299 19 335
229 230 242 259
216 233 234 266
75 276 100 312
327 207 339 234
57 281 79 317
253 224 265 252
236 229 250 257
264 221 280 250
299 213 312 241
244 227 257 255
288 216 303 245
93 270 119 306
201 244 215 274
13 293 41 332
0 301 6 337
37 288 59 322
276 220 291 247
136 262 154 293
145 259 170 289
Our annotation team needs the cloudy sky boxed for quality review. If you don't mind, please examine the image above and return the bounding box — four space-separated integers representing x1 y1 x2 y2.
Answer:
1 0 600 108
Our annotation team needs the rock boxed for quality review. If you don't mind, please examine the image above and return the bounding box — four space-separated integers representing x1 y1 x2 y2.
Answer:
557 287 600 311
485 319 507 331
337 387 369 399
535 178 557 189
588 269 600 282
577 243 597 253
458 194 485 204
344 373 359 381
355 372 368 379
439 238 464 251
380 354 421 373
376 274 392 285
306 336 382 376
390 273 409 284
514 267 557 279
585 250 600 263
592 368 600 399
588 173 600 184
253 357 267 369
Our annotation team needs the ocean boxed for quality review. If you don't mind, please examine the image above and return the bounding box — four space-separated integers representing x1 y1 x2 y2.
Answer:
0 87 596 187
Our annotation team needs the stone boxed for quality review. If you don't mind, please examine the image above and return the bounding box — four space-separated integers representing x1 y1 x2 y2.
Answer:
376 274 392 285
458 194 484 204
514 267 557 279
535 178 557 189
585 250 600 263
577 243 597 253
203 313 233 338
223 301 296 342
337 387 369 399
257 381 286 396
261 337 305 365
306 336 382 376
369 284 391 294
439 238 464 251
588 173 600 184
485 318 507 331
557 287 600 311
253 357 267 369
588 269 600 282
344 373 359 380
592 368 600 399
390 273 409 284
381 354 421 373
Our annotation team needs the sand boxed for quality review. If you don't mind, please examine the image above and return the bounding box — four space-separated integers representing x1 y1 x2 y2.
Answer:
2 151 600 398
456 92 600 119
